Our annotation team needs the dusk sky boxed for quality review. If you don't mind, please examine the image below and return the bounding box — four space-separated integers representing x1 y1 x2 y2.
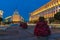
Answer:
0 0 50 21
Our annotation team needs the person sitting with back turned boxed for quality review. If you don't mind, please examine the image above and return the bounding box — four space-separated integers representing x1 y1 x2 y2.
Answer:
20 22 28 29
34 16 51 40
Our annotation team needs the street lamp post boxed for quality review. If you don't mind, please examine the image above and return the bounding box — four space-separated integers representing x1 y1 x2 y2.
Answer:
0 10 3 25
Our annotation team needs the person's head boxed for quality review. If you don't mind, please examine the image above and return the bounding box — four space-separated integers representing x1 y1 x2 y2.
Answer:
39 16 45 22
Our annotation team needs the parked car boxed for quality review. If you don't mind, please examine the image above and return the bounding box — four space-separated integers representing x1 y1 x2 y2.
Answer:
0 26 7 32
0 26 7 35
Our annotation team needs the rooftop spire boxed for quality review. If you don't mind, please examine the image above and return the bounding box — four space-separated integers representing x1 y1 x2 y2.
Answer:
13 9 19 15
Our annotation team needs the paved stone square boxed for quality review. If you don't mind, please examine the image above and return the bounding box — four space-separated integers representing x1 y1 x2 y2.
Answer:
0 24 60 40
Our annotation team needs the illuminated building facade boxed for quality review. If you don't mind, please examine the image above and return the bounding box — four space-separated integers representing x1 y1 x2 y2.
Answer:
5 16 12 23
12 10 24 23
5 10 24 23
29 0 60 22
0 10 3 18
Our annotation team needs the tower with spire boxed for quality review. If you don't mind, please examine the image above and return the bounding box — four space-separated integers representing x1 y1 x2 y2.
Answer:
11 9 24 23
12 9 21 23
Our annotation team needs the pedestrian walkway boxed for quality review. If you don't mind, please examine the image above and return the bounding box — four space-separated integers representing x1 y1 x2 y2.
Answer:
25 26 60 40
1 24 60 40
0 25 37 40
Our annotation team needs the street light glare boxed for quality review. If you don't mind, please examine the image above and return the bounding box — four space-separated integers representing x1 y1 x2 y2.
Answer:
0 10 3 15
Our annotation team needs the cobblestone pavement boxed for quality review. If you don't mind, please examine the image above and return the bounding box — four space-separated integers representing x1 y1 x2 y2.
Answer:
25 25 60 40
0 24 60 40
0 26 36 40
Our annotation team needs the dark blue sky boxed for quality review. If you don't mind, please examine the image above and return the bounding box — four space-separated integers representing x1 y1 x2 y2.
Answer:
0 0 50 21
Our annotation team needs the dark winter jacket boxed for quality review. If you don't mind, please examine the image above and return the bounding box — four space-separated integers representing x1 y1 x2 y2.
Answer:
34 21 51 37
20 22 28 29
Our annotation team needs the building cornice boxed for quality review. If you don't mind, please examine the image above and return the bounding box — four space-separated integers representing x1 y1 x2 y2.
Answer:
31 0 60 16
